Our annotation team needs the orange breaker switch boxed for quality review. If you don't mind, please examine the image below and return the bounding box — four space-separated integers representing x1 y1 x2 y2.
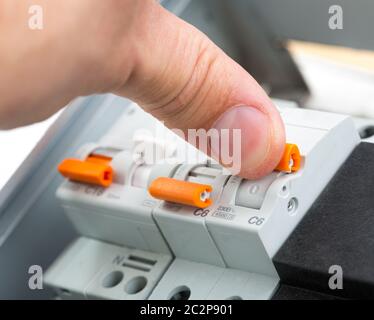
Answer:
58 155 113 187
275 143 301 173
149 177 213 209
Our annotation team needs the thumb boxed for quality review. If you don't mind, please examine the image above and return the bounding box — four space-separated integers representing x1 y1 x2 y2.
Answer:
115 1 285 179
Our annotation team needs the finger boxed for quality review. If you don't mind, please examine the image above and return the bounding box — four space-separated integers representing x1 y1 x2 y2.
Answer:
115 2 285 179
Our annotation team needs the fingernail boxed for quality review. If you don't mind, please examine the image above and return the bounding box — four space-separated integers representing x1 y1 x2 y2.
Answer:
211 105 271 176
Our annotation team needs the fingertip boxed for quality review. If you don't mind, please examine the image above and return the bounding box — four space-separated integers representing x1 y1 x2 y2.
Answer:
211 105 285 180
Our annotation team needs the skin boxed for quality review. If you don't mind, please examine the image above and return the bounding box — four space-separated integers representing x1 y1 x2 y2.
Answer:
0 0 285 179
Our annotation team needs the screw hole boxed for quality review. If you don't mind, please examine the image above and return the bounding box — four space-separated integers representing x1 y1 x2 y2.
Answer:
125 276 147 294
226 296 243 300
359 125 374 139
287 197 298 215
168 286 191 300
103 171 111 181
102 270 124 288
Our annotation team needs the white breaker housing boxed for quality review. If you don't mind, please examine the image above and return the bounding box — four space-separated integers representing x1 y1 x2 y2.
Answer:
45 103 360 300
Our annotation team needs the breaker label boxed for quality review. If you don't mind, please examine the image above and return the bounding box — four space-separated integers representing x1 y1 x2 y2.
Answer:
212 206 235 220
248 216 266 226
107 193 121 200
162 203 182 211
84 185 105 197
69 183 82 192
193 208 210 217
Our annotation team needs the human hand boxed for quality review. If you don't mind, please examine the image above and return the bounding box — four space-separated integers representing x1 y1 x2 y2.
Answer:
0 0 285 179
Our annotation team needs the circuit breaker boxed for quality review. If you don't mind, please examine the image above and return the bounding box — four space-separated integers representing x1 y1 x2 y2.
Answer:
44 103 360 300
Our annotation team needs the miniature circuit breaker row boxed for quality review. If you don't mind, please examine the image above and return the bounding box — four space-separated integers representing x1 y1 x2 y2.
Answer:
45 103 360 300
